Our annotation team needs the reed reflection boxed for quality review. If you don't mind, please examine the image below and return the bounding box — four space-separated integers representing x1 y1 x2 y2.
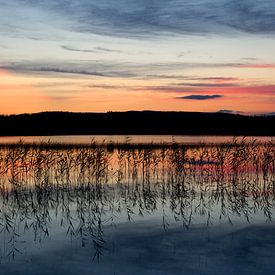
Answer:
0 140 274 261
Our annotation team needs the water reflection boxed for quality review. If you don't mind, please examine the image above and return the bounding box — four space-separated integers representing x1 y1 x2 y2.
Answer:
0 135 274 145
0 141 274 272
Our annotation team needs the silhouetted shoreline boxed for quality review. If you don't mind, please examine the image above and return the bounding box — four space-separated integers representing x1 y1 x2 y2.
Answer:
0 111 274 136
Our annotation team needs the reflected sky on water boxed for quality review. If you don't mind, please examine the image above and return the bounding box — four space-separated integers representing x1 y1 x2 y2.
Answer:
0 135 274 145
0 142 274 274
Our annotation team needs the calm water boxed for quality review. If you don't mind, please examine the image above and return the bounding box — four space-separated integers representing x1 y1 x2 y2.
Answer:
0 135 274 145
0 142 274 274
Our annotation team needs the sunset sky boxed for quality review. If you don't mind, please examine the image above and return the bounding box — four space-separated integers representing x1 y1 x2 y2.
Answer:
0 0 275 114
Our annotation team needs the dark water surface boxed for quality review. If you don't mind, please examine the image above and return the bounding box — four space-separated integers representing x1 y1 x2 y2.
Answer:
0 141 274 274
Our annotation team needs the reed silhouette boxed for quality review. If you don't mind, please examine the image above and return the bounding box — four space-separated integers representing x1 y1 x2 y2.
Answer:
0 140 274 261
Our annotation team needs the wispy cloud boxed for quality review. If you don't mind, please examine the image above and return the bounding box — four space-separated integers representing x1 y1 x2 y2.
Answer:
94 47 122 53
2 0 275 39
4 60 274 80
51 0 275 36
176 95 223 100
85 84 127 89
27 67 109 77
61 45 98 53
174 82 237 88
193 77 239 82
137 83 275 96
0 62 136 78
237 63 275 69
61 45 123 54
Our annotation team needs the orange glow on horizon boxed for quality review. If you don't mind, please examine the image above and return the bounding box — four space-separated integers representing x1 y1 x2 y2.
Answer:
0 69 274 114
0 70 49 114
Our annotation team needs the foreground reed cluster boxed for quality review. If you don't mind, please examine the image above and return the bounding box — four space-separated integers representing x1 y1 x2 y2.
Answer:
0 139 274 261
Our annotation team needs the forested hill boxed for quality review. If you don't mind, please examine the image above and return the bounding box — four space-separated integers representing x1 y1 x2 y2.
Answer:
0 111 274 136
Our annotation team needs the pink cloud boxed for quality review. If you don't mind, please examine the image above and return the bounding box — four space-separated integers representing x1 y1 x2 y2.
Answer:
237 64 275 69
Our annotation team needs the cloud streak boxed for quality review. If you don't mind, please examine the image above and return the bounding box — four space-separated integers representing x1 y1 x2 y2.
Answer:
61 45 123 54
145 84 275 96
61 45 98 53
176 95 223 100
3 60 275 80
94 47 122 53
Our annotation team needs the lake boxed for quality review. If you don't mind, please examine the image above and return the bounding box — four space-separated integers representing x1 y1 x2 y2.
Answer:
0 139 274 274
0 135 274 145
